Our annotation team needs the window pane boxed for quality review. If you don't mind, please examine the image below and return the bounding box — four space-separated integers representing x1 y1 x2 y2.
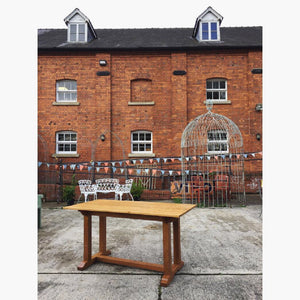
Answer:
65 93 71 100
213 81 219 89
146 144 151 151
70 24 76 34
139 133 145 141
65 134 71 141
211 22 217 31
78 24 85 33
220 91 226 99
71 144 76 151
58 144 64 151
207 92 212 99
65 144 70 151
213 92 219 99
202 23 208 31
79 33 85 42
202 32 208 40
206 81 212 89
220 81 226 89
132 133 138 141
58 134 64 141
139 144 145 151
133 144 138 151
70 33 76 42
146 133 151 141
211 32 217 40
71 134 77 141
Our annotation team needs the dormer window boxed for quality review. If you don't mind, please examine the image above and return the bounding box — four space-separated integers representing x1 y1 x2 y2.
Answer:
70 23 86 42
64 8 97 43
193 6 223 42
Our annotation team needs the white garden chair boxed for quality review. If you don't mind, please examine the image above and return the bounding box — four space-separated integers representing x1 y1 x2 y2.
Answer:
78 180 97 202
115 179 134 201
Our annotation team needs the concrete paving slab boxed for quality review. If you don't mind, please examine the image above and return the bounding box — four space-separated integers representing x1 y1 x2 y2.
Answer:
38 202 262 299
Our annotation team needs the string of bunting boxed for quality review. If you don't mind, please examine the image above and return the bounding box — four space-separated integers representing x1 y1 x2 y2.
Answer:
38 151 262 175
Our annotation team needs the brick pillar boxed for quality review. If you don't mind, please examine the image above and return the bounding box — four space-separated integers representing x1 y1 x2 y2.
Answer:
171 52 187 156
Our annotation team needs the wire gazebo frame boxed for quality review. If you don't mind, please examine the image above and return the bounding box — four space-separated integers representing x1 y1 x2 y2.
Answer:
181 102 246 207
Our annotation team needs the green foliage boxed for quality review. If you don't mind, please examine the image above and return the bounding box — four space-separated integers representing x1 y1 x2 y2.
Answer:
130 180 144 201
172 197 182 203
63 174 76 205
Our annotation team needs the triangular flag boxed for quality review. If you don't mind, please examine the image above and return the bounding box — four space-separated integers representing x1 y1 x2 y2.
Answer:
47 163 50 168
221 155 225 160
137 169 141 175
97 162 101 166
38 162 42 167
80 165 84 171
185 170 189 174
207 156 211 160
169 170 173 176
128 169 133 175
214 156 218 160
243 154 248 158
140 159 144 164
112 162 115 166
96 167 100 172
132 160 136 164
193 156 196 160
104 167 109 173
126 160 130 165
177 171 181 175
63 164 67 170
88 166 92 172
163 158 167 163
149 159 153 163
120 168 124 174
171 158 175 162
161 170 165 175
145 169 149 174
152 169 157 175
252 153 256 157
113 167 116 173
156 158 160 163
200 156 203 160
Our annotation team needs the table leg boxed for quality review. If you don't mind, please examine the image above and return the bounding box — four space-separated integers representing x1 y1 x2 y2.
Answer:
99 216 111 256
161 220 173 287
78 213 95 270
173 219 183 265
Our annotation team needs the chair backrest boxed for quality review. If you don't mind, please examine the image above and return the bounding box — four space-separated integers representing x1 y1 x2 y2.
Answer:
95 178 119 192
215 175 228 188
78 180 92 193
191 176 204 189
116 179 133 193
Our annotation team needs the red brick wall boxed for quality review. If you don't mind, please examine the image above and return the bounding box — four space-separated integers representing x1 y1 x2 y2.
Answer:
38 49 262 173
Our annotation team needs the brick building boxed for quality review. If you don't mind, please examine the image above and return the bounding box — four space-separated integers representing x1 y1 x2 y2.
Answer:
38 7 262 200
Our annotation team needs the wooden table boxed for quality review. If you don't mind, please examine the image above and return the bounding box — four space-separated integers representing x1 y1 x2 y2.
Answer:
64 200 196 286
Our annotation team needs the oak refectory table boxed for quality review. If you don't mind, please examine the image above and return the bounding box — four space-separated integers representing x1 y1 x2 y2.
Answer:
64 200 196 286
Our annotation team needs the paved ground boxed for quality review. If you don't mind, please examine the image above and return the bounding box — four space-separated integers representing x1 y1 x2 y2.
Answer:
38 201 262 300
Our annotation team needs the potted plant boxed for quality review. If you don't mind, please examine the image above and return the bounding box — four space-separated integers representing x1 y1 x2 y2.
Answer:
63 174 77 205
130 180 144 201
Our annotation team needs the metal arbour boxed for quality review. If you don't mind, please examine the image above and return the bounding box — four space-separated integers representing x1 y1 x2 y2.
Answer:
181 102 246 207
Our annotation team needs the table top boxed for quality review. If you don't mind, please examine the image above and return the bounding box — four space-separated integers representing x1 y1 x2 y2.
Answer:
64 200 196 219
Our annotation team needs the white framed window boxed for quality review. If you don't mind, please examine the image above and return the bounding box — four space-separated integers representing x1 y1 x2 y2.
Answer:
69 23 86 42
201 22 219 40
56 80 77 102
207 130 228 154
131 131 152 153
56 131 77 154
206 79 227 102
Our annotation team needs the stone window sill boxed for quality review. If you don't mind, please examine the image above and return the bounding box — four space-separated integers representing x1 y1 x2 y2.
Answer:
128 101 155 106
52 154 80 158
204 100 231 105
128 153 156 158
52 102 80 106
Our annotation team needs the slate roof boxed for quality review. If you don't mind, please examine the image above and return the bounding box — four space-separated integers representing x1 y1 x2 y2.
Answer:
38 27 262 51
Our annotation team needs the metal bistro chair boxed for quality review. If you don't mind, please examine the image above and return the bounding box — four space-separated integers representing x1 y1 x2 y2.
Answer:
190 175 212 206
115 179 134 201
78 180 97 203
214 174 230 205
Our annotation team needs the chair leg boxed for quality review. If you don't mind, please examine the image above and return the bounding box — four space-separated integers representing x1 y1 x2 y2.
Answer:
129 193 134 201
84 193 88 202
